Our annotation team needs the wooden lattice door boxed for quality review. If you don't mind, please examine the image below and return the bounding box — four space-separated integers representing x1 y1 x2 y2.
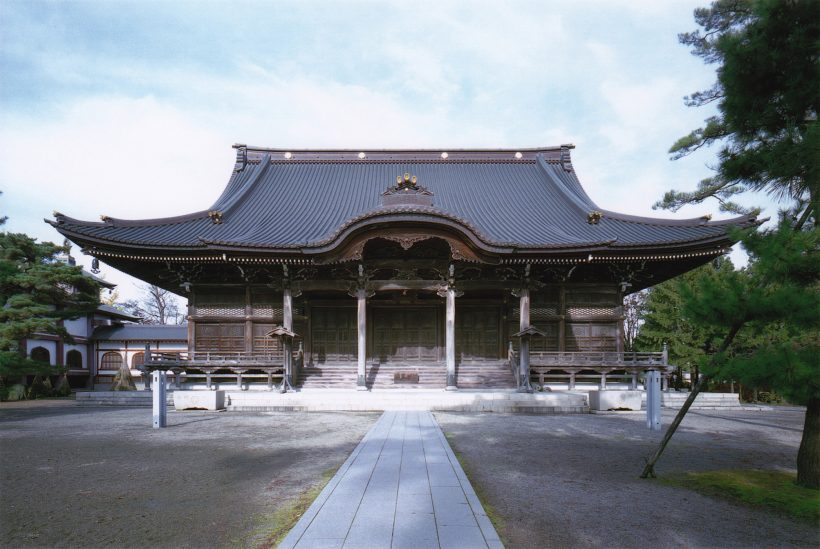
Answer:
456 307 500 361
310 307 357 364
372 307 439 363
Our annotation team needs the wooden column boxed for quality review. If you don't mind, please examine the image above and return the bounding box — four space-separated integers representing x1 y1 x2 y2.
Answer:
518 288 531 392
558 284 566 352
187 290 196 354
244 286 253 353
356 288 367 391
283 287 293 386
445 286 457 390
56 320 64 367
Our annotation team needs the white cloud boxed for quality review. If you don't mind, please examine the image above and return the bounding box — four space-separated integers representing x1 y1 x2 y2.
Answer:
2 0 753 296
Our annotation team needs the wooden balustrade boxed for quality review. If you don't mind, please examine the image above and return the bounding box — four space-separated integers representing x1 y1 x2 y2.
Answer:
508 348 672 390
142 350 305 391
147 350 286 366
528 350 665 367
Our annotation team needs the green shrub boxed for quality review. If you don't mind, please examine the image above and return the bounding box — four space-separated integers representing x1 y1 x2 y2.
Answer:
27 375 51 399
5 383 27 401
54 374 72 397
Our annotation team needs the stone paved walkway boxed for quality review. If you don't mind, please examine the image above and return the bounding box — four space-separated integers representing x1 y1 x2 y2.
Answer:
279 411 503 549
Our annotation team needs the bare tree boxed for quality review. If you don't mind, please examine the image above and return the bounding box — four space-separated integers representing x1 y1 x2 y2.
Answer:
121 284 186 325
622 290 647 352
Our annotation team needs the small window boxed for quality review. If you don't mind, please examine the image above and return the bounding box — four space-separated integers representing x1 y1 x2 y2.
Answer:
66 350 83 369
131 352 145 369
101 351 123 370
30 347 51 364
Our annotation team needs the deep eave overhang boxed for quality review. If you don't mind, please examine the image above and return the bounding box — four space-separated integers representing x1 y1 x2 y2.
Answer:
47 144 761 267
48 208 758 258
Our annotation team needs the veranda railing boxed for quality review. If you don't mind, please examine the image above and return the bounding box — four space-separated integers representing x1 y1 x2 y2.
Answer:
141 347 304 390
508 348 672 390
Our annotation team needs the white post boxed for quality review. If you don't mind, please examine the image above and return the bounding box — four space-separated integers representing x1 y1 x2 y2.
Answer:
357 288 367 391
445 287 457 390
646 370 661 431
152 370 167 429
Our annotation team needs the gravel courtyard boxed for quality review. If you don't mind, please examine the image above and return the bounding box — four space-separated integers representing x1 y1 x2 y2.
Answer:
0 401 377 549
1 402 816 549
436 408 816 549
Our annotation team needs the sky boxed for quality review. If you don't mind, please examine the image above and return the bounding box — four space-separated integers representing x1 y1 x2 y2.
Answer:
0 0 769 304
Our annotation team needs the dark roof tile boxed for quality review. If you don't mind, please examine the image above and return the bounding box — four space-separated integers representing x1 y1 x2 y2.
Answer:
50 147 756 254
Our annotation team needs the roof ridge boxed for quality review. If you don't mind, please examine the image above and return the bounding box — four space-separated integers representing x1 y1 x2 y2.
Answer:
600 209 759 228
49 210 211 228
235 144 575 153
213 153 273 216
534 154 597 214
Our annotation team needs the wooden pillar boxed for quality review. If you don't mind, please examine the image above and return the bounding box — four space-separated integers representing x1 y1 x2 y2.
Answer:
445 287 457 390
56 320 64 368
600 371 607 390
244 286 253 353
187 291 196 354
283 288 293 386
356 288 367 391
569 370 576 390
558 284 566 352
517 288 531 392
143 343 152 391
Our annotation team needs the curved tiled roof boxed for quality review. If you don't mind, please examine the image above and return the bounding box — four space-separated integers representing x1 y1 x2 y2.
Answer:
92 324 188 342
49 146 756 255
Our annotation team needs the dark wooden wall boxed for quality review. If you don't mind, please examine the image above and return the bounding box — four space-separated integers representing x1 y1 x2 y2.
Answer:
188 282 621 361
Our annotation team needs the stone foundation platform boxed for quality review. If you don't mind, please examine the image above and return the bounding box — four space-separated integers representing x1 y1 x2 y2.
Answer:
77 389 589 413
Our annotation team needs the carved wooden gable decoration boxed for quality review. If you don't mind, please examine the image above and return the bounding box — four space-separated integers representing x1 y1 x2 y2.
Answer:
381 173 434 207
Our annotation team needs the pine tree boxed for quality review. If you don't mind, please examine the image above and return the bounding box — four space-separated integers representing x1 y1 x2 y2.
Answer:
643 0 819 488
0 228 101 392
636 259 736 385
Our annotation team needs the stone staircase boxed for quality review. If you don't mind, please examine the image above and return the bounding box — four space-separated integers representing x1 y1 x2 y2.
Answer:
646 391 743 409
298 360 516 390
456 361 517 389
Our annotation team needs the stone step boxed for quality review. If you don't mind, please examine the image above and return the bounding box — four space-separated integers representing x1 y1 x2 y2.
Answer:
299 361 514 390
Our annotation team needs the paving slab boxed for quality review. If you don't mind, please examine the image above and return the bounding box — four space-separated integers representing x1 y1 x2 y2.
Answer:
279 411 502 549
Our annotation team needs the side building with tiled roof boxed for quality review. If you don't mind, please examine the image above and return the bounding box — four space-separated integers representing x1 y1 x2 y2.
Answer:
48 145 757 392
22 263 187 389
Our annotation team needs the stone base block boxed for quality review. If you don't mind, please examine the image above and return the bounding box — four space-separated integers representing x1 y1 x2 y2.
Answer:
173 390 225 411
589 390 642 411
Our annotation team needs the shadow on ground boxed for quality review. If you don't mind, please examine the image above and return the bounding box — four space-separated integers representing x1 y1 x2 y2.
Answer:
0 405 377 549
436 408 815 549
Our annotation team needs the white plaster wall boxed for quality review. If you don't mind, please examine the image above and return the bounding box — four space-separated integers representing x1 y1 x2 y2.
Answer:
157 343 186 351
96 341 125 351
27 339 57 365
63 318 89 338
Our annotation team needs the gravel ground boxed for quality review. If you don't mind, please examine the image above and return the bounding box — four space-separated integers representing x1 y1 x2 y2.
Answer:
0 401 377 549
436 408 817 549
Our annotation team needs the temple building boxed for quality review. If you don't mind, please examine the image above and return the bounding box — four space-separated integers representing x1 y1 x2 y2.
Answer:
22 261 186 389
48 145 756 392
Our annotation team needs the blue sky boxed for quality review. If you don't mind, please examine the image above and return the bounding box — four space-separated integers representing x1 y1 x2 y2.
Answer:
0 1 763 301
